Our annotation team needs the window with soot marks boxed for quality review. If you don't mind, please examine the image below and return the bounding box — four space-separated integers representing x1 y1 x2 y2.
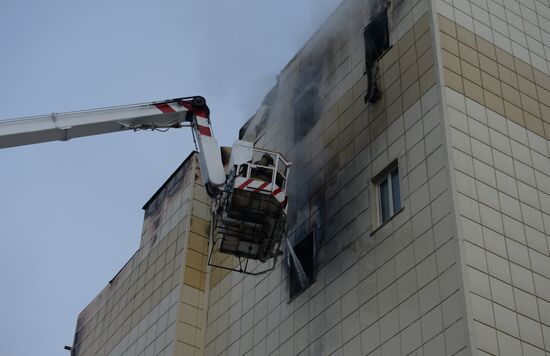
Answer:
293 60 322 142
286 231 317 299
364 5 390 103
294 83 319 142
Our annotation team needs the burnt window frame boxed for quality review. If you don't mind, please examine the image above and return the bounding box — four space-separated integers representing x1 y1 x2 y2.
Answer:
293 82 319 142
285 229 318 300
363 5 390 103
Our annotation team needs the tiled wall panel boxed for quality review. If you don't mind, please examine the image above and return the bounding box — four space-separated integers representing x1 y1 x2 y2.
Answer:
438 6 550 353
72 155 199 356
435 0 550 75
204 0 469 355
439 15 550 141
447 86 550 355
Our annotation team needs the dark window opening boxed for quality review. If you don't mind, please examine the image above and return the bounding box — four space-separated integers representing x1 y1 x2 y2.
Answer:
286 231 317 299
293 57 322 143
294 83 319 141
363 5 390 103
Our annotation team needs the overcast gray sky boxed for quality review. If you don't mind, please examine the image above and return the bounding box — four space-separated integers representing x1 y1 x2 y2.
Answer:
0 1 342 355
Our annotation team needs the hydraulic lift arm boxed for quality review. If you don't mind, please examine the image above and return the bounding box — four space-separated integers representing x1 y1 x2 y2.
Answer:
0 96 226 190
1 95 291 272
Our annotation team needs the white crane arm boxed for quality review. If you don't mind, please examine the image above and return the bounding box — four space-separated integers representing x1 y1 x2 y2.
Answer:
0 96 226 191
0 97 199 148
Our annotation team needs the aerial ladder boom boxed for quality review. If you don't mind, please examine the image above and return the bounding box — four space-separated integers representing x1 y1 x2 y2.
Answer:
0 96 226 189
0 95 291 274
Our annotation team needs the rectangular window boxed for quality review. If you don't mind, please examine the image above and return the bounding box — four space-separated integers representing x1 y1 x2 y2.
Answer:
374 162 401 226
363 5 390 103
294 84 318 141
286 231 317 299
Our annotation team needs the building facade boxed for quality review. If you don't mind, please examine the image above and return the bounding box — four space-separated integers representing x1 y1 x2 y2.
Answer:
72 0 550 354
72 153 212 356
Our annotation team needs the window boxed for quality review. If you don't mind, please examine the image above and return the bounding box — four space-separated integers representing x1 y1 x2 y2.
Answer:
373 161 402 227
363 4 390 103
286 231 317 299
293 58 322 142
294 83 319 141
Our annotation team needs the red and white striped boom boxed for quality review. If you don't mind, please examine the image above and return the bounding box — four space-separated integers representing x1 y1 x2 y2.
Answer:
0 96 227 189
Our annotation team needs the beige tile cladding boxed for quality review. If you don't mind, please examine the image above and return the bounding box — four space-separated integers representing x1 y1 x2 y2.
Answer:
209 250 237 288
185 216 209 291
204 4 469 355
447 86 550 355
72 223 186 356
439 14 550 140
174 283 209 355
174 174 213 355
71 156 203 356
369 13 436 141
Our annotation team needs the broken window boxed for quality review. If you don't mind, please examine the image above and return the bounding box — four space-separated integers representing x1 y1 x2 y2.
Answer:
286 230 317 299
363 5 390 103
294 83 319 141
293 56 322 142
